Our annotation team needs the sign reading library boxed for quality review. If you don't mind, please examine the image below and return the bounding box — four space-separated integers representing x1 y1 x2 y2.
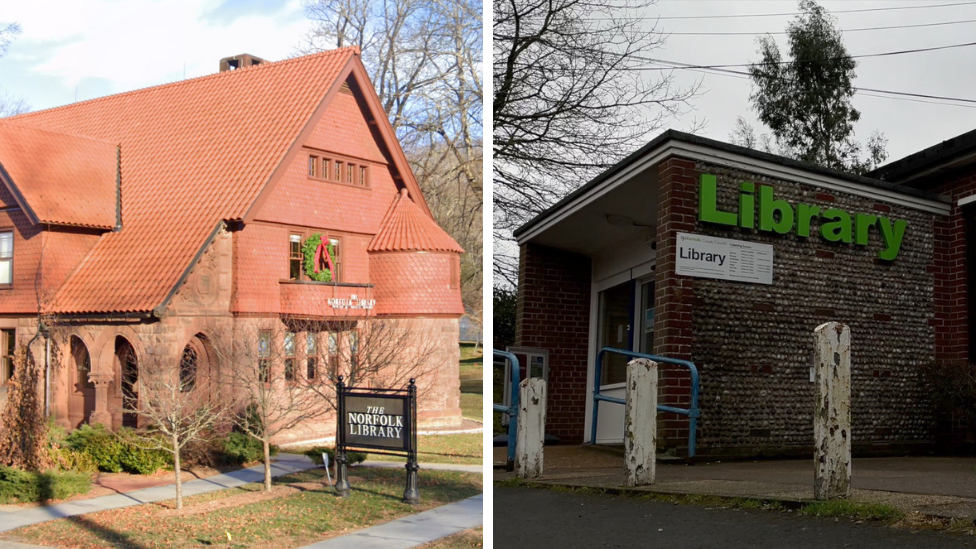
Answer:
342 393 409 451
676 232 774 285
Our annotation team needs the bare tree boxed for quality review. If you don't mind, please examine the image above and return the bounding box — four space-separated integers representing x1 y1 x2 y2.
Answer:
0 23 29 117
121 338 230 510
493 0 700 284
300 0 483 328
210 320 329 492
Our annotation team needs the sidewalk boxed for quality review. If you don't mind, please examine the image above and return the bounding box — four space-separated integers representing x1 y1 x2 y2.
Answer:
495 445 976 520
0 457 483 548
298 495 483 549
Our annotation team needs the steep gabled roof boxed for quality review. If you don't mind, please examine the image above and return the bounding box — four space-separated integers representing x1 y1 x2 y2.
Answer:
369 188 463 253
0 121 118 229
8 48 365 314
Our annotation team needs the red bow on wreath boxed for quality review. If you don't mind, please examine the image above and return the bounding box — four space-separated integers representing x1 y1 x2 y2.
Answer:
313 241 336 276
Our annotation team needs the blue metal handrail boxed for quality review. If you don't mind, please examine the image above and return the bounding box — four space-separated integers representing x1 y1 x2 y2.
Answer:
591 347 701 458
492 349 521 469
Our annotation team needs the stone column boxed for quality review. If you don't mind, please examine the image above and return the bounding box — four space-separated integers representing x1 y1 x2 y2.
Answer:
88 371 114 428
813 322 852 500
625 358 658 486
516 378 546 479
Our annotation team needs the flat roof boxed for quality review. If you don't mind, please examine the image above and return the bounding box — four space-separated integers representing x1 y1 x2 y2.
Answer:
868 127 976 185
514 130 949 239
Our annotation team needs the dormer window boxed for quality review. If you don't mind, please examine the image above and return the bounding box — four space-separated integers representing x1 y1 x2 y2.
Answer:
306 150 371 188
0 231 11 286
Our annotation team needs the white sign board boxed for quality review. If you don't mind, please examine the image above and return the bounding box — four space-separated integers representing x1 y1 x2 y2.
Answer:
675 232 773 285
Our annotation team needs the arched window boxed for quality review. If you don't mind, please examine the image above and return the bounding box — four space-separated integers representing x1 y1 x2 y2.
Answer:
180 343 197 392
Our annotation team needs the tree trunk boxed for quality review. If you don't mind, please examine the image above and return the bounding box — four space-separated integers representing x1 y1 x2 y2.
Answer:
173 434 183 510
263 437 272 492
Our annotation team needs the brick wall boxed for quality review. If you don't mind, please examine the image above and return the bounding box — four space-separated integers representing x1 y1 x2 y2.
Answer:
653 157 699 451
928 172 976 450
515 243 591 443
662 156 938 457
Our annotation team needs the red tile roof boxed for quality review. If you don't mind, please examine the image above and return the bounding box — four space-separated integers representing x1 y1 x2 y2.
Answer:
8 48 360 314
0 121 118 229
368 189 464 253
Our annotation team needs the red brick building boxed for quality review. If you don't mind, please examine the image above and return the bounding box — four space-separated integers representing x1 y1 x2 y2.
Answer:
512 130 968 457
0 49 465 442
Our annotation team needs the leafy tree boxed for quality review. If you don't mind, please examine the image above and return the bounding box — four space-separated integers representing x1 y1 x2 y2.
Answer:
742 0 886 174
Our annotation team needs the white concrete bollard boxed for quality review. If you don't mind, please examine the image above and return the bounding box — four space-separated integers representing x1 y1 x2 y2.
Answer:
625 358 658 486
813 322 852 500
516 378 546 479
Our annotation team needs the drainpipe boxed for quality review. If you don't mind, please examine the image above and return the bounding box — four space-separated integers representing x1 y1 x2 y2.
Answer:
44 332 51 418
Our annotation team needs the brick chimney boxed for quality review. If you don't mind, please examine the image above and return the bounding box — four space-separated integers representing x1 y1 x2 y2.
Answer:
219 54 266 72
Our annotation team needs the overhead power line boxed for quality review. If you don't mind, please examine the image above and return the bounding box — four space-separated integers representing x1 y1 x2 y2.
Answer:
642 56 976 108
581 1 976 21
659 18 976 35
656 1 976 18
627 39 976 71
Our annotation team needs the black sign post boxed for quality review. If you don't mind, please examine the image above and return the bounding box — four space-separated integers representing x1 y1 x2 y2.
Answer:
335 376 419 504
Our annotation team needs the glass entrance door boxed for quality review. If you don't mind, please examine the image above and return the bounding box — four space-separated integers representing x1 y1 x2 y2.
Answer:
639 280 655 354
598 281 634 386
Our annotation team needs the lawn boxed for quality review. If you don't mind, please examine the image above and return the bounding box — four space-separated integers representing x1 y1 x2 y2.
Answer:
368 433 482 465
3 467 481 549
459 344 483 422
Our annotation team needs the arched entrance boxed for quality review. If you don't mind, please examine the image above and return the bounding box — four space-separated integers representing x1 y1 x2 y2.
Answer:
67 336 95 428
115 337 139 428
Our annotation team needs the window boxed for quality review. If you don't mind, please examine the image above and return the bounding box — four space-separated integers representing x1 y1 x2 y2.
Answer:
305 150 370 187
306 332 317 380
328 332 339 375
289 234 303 280
258 330 271 383
179 344 197 392
1 329 14 386
284 332 296 381
349 331 359 371
329 237 342 280
0 231 11 286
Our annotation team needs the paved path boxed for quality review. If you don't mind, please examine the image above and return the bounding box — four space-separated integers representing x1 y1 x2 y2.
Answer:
0 458 483 548
497 445 976 520
298 495 483 549
497 486 976 549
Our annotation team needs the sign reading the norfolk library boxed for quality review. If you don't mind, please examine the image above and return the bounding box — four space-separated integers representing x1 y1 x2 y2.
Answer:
334 377 420 503
677 232 774 285
698 174 908 260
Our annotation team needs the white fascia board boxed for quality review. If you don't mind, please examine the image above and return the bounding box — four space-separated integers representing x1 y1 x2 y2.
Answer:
517 141 951 245
958 194 976 207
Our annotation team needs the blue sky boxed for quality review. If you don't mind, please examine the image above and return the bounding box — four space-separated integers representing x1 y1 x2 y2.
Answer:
0 0 313 112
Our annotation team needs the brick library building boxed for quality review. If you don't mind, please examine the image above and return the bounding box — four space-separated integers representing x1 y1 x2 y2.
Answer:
0 49 465 442
512 129 976 458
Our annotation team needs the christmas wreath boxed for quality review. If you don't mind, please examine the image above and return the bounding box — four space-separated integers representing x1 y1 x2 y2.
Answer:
302 233 337 282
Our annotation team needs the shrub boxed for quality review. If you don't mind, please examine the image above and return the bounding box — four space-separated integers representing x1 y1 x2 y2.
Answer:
303 446 367 465
46 446 99 474
0 466 91 503
64 424 171 475
221 433 278 465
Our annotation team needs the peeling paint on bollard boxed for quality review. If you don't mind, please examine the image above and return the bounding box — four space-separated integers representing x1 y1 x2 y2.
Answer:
813 322 852 500
516 378 546 479
625 358 658 486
